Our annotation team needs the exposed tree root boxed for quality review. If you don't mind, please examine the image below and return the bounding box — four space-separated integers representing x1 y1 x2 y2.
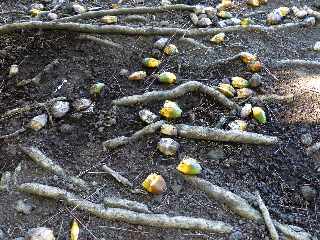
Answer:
102 164 133 187
0 96 67 121
183 176 313 240
55 4 196 22
271 59 320 68
0 18 315 36
20 146 89 190
255 191 279 240
252 94 294 104
78 34 124 49
112 81 240 111
16 59 59 87
306 142 320 156
0 128 26 140
18 183 233 234
104 197 151 213
175 124 279 145
103 120 165 149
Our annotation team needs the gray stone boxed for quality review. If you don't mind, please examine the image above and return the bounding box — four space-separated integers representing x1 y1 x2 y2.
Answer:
301 185 317 201
301 133 313 146
154 38 169 49
51 101 70 118
72 98 92 112
25 227 55 240
249 73 262 88
47 12 58 20
207 148 225 161
189 13 198 25
15 200 33 215
197 17 212 27
229 231 242 240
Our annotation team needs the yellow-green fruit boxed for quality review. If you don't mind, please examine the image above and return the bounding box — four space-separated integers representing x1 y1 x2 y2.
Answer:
278 7 290 17
252 107 267 124
240 52 257 64
240 18 253 26
210 33 225 44
247 0 260 7
228 120 248 131
217 10 232 19
142 173 167 194
30 9 42 17
90 82 105 97
177 157 202 175
163 44 179 55
101 15 118 24
231 77 249 88
70 219 79 240
247 60 262 72
143 58 161 68
128 71 147 81
217 0 233 10
159 72 176 84
218 83 235 97
237 88 255 98
160 100 182 119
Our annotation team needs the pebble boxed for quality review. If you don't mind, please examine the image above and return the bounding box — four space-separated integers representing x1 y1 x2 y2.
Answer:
240 103 253 119
301 185 317 201
124 15 147 23
9 64 19 77
72 3 86 14
51 101 70 118
139 109 159 124
189 13 199 25
29 114 48 131
47 12 58 20
154 38 169 49
119 69 129 76
229 231 243 240
73 98 92 112
301 133 313 146
249 73 262 88
207 148 225 161
25 227 55 240
15 200 33 215
158 138 180 156
197 17 212 27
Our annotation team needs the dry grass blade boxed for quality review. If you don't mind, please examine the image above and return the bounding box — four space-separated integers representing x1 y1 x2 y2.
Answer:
101 165 133 187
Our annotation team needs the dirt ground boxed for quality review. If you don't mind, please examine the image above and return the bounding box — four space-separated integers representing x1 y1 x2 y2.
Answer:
0 0 320 239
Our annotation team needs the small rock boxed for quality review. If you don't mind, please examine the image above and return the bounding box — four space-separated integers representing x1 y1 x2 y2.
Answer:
73 98 92 112
197 17 212 27
9 64 19 77
207 148 225 161
161 0 171 5
240 103 253 119
51 101 70 118
301 133 313 146
29 114 48 131
25 227 55 240
154 38 169 49
301 185 317 201
158 138 180 156
47 12 58 20
229 231 242 240
73 3 86 14
119 69 129 76
139 109 159 124
15 200 33 215
189 13 198 25
124 15 147 23
249 73 262 88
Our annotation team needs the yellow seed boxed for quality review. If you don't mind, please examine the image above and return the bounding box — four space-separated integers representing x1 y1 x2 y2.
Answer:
70 219 80 240
163 44 179 55
143 58 161 68
247 60 262 72
30 9 42 17
240 52 257 64
159 72 176 84
101 16 118 24
247 0 260 7
160 100 182 119
217 83 235 97
237 88 255 98
231 77 249 88
128 71 147 81
177 157 202 175
210 33 225 44
279 7 290 17
142 173 167 194
252 107 267 124
217 10 232 19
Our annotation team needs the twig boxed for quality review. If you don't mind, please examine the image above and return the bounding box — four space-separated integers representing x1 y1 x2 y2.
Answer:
255 191 279 240
16 59 59 87
306 142 320 156
273 221 312 240
78 34 123 49
101 165 133 187
20 146 89 190
251 94 294 104
103 120 165 149
0 19 315 36
18 183 233 234
175 124 279 145
0 96 67 121
0 128 26 140
54 4 196 22
104 197 151 213
112 81 241 112
271 59 320 68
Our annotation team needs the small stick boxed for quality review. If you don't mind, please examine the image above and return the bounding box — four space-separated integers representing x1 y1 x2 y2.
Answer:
18 183 233 234
103 120 165 149
306 142 320 156
78 34 124 50
0 128 26 140
271 59 320 68
255 191 279 240
175 124 279 145
273 221 312 240
112 81 240 111
20 146 89 190
16 59 59 87
54 4 196 22
104 197 151 213
0 19 315 36
101 165 133 187
0 97 67 121
252 94 294 104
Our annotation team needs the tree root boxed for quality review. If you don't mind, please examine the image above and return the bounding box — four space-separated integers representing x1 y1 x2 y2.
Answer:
112 81 241 111
306 142 320 156
104 197 151 213
55 4 196 23
252 94 294 104
103 120 165 149
20 146 89 190
175 124 279 145
271 59 320 68
0 128 26 140
0 96 67 121
183 176 313 240
18 182 233 234
16 59 59 87
102 164 133 187
78 34 124 50
0 18 315 36
255 191 279 240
